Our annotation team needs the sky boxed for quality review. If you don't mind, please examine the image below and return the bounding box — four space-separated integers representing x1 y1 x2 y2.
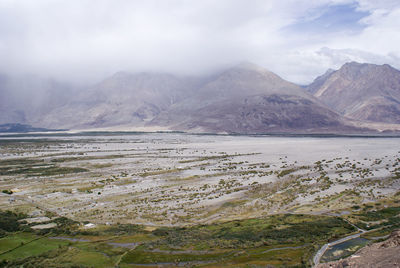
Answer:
0 0 400 84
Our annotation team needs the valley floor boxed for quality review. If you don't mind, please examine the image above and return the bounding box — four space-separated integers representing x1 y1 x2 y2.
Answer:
0 132 399 267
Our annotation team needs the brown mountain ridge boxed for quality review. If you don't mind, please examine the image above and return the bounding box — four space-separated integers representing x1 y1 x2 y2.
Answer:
307 62 400 124
1 61 400 133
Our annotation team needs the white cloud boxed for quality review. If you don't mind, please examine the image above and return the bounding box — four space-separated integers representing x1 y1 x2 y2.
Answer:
0 0 399 84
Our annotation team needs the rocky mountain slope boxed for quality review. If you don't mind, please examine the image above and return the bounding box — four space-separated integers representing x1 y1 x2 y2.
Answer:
3 61 398 133
308 62 400 124
150 62 357 133
307 68 335 95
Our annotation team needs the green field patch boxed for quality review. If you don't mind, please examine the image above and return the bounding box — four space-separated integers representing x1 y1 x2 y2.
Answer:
0 158 44 167
50 154 126 163
121 249 227 265
277 166 309 177
73 241 125 258
0 233 38 254
110 233 157 243
4 245 121 268
0 234 69 261
178 155 230 164
220 246 312 267
138 168 185 177
0 164 89 176
68 250 117 267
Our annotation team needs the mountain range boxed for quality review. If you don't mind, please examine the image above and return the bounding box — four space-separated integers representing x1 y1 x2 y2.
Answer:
1 61 400 134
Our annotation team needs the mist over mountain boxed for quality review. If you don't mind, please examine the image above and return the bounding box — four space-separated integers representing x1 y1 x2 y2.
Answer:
37 72 204 129
2 61 400 134
1 1 400 134
308 62 400 124
0 74 76 126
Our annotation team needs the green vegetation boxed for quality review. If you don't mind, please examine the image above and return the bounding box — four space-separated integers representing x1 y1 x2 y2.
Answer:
118 214 353 267
0 213 356 267
43 217 80 235
0 165 88 176
102 224 144 236
1 134 400 267
138 167 185 177
0 211 29 237
351 206 400 230
50 154 131 163
0 234 69 262
122 249 228 265
149 214 354 250
277 166 308 177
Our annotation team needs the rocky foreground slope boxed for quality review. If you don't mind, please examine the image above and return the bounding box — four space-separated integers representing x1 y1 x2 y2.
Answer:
317 230 400 268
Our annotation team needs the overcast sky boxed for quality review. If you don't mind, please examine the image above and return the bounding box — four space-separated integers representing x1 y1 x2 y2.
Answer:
0 0 400 84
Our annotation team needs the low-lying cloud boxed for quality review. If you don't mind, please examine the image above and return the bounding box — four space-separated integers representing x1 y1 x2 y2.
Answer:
0 0 399 84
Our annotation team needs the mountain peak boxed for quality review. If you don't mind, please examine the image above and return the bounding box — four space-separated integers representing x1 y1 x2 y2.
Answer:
308 61 400 124
224 61 286 83
339 62 367 74
234 61 268 72
341 61 397 71
336 62 400 80
343 61 364 67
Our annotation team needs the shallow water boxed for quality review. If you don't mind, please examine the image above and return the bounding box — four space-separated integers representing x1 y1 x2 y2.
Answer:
321 237 369 263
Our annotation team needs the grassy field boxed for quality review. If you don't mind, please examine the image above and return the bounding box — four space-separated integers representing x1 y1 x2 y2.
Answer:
0 204 399 267
0 212 356 267
0 233 69 261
